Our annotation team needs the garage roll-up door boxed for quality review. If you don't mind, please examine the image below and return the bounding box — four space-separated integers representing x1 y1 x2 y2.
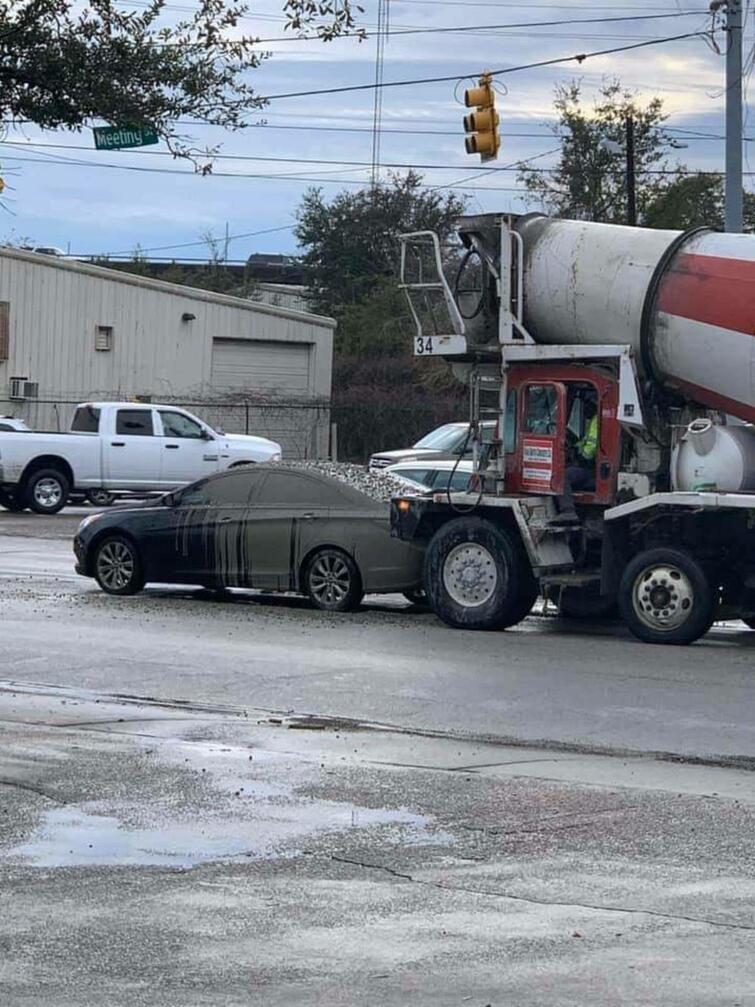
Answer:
211 338 311 393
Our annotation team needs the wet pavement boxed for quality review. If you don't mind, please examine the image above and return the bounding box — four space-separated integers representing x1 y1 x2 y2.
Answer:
1 682 754 1006
1 512 755 1003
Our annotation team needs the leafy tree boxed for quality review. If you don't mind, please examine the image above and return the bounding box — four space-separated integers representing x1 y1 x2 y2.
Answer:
295 171 466 320
0 0 362 162
519 79 681 224
643 173 755 232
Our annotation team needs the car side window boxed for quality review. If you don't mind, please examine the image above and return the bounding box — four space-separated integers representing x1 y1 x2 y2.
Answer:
178 470 258 507
396 468 433 487
116 410 154 436
160 411 204 439
255 471 344 507
448 469 472 491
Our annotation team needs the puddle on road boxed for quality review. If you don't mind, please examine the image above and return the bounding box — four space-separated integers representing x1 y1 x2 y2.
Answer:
7 780 449 869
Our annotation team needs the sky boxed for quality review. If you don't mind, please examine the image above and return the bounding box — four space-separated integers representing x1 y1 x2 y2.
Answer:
1 0 751 260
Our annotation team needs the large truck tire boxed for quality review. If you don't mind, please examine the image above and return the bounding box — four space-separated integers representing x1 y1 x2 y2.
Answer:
618 547 716 645
0 489 26 512
25 468 70 515
424 516 532 631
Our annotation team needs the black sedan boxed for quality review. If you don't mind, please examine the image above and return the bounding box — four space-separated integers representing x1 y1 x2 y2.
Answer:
74 465 425 611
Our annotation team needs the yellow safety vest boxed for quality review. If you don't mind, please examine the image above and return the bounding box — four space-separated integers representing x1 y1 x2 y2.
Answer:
577 414 598 461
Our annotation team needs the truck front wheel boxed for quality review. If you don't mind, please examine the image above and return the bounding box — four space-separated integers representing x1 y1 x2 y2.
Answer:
25 468 70 515
618 547 715 645
424 517 531 631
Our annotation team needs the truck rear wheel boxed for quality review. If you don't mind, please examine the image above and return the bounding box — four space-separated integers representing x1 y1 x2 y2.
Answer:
0 489 26 512
424 517 531 631
25 468 70 515
618 547 715 645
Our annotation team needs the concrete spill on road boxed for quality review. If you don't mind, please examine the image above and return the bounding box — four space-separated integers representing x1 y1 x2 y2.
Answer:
5 743 451 868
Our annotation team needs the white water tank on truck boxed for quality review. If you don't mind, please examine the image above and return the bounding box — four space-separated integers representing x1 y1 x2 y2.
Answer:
515 216 755 424
672 417 755 492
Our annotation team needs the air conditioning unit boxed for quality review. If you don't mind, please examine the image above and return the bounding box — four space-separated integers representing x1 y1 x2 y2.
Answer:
8 377 37 400
9 376 27 400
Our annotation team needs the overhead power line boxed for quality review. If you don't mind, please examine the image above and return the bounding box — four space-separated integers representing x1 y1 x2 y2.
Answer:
256 31 710 102
248 11 710 43
2 139 745 175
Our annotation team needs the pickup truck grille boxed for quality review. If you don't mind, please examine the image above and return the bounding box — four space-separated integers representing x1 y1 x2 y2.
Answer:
369 457 392 470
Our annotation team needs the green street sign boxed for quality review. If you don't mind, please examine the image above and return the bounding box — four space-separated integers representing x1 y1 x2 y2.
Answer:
92 125 159 150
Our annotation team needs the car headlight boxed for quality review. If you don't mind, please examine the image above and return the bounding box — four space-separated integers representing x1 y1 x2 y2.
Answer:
77 513 101 533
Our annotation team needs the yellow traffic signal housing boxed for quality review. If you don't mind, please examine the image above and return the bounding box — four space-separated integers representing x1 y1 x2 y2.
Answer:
463 73 500 161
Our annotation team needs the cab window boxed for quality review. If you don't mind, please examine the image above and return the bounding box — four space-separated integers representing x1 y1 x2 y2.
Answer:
160 411 204 439
116 410 154 436
523 385 558 435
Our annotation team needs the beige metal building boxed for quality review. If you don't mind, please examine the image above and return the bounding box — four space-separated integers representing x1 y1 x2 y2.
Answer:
0 248 334 458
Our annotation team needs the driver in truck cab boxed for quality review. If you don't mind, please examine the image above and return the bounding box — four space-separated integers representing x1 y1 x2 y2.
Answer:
557 390 598 523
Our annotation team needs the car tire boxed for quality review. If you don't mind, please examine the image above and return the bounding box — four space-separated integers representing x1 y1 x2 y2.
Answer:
25 468 70 515
87 489 115 507
0 489 26 512
618 547 716 645
93 535 146 596
424 516 531 631
303 548 363 612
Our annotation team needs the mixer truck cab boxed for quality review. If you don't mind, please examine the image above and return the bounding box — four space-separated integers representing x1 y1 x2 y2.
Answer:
391 213 755 646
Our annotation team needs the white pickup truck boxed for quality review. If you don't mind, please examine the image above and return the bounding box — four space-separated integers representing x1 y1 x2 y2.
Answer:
0 401 282 514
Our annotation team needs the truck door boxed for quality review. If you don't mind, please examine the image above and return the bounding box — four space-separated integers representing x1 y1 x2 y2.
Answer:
103 408 163 489
509 381 566 495
157 409 219 487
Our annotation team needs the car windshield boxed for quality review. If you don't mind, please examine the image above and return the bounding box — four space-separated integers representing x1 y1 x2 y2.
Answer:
413 424 467 451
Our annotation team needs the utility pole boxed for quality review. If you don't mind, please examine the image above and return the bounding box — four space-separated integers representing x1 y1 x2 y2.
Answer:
721 0 744 232
625 116 637 226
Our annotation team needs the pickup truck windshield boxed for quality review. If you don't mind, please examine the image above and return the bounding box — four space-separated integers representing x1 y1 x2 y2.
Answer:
71 405 101 433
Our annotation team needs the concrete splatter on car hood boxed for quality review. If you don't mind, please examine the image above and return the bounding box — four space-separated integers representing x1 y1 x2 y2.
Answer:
278 461 422 502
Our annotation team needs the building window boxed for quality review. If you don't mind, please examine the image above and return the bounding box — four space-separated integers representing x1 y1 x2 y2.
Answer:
0 302 9 361
95 324 113 352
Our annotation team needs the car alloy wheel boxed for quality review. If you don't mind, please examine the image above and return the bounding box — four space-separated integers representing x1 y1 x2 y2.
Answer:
94 536 145 596
305 548 363 612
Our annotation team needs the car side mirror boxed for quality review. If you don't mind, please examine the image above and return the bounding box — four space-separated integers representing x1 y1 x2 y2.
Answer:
201 429 213 441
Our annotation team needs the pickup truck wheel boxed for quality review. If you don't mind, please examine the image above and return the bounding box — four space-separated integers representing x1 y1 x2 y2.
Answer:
618 547 715 645
424 517 529 631
304 548 363 612
94 536 145 596
0 489 26 512
86 489 115 507
26 468 70 515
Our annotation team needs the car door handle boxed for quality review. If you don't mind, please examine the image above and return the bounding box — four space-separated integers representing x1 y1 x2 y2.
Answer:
111 441 125 447
218 516 232 524
165 444 179 450
302 512 316 519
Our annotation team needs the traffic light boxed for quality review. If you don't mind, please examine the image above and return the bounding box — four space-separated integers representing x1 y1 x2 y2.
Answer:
463 73 500 162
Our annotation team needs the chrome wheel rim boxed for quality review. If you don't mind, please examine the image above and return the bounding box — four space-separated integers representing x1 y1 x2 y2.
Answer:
34 477 63 509
443 542 498 607
632 564 694 632
89 490 111 505
97 540 135 591
309 553 350 606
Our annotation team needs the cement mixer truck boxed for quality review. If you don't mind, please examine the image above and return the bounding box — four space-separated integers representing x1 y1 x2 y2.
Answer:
390 214 755 644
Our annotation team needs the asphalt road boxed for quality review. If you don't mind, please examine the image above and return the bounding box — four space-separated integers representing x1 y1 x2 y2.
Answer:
2 509 754 1004
1 509 754 764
